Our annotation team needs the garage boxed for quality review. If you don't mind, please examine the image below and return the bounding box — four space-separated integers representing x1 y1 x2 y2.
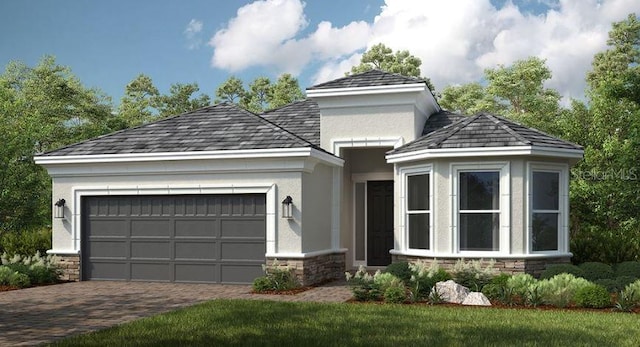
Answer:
81 194 266 284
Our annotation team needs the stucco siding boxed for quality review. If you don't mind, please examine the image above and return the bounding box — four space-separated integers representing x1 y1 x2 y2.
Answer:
301 163 333 252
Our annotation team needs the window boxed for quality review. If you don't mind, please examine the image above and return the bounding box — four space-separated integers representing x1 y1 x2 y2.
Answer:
407 173 430 249
531 171 560 251
458 171 501 251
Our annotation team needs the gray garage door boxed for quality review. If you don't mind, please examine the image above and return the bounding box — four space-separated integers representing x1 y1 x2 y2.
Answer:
82 194 266 284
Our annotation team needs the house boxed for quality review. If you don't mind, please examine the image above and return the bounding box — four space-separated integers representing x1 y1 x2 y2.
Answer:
34 70 583 285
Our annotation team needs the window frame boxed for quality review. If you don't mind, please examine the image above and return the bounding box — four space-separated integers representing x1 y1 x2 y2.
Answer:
400 165 434 254
451 162 511 256
527 162 569 254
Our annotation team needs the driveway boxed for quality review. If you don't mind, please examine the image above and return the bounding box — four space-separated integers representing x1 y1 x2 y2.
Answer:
0 280 351 346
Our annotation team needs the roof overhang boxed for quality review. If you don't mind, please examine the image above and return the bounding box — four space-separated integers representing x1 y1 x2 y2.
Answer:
386 145 584 164
35 147 344 167
306 83 429 98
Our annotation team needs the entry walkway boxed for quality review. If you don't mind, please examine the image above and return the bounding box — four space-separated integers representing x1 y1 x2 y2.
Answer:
0 280 351 346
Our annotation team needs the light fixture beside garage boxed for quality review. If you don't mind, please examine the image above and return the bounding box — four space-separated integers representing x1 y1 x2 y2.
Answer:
281 195 293 219
54 199 66 219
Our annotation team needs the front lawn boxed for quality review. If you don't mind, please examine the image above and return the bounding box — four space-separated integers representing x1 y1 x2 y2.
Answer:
53 299 640 346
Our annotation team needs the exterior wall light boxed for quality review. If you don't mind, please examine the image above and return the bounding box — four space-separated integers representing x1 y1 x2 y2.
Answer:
281 195 293 219
54 199 66 219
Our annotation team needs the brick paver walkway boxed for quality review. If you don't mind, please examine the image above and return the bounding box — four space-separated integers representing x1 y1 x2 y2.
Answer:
0 280 351 346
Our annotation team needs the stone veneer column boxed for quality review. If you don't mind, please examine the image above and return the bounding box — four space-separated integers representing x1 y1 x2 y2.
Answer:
266 253 346 286
54 254 80 281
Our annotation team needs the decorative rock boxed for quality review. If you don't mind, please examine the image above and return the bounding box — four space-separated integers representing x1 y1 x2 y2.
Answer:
461 292 491 306
434 280 470 304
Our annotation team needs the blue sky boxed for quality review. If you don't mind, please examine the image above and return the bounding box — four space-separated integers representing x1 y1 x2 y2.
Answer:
1 0 638 106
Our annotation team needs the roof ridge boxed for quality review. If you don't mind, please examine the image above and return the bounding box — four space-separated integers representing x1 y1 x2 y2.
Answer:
260 98 312 115
429 114 480 148
484 113 532 145
489 114 583 149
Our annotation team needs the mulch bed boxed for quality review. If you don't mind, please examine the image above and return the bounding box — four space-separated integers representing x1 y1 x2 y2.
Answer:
0 281 69 293
0 285 19 292
252 286 313 295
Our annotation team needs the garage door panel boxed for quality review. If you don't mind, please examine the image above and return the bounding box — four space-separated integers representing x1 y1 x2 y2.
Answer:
221 242 265 261
88 240 128 258
87 262 128 280
131 241 171 260
221 219 265 238
221 264 264 284
175 264 218 282
131 263 171 281
175 241 217 260
87 220 128 237
175 220 217 238
83 194 266 284
131 220 171 237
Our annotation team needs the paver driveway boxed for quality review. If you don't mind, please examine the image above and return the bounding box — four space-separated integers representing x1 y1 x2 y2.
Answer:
0 280 351 346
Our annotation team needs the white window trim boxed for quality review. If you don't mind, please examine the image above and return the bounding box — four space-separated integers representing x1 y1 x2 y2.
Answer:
451 162 511 256
54 184 277 256
399 164 434 255
526 162 570 255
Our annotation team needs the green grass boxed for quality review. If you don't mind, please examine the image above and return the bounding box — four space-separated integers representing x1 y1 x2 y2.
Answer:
52 300 640 347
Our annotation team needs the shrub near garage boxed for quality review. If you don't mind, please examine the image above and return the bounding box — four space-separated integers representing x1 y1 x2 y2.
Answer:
0 252 60 287
252 260 300 293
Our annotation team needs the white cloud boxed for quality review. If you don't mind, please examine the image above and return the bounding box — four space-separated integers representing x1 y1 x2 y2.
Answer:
211 0 640 101
184 19 203 50
209 0 368 74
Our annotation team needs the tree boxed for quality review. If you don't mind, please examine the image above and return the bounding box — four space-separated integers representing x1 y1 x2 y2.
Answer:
350 43 435 92
564 14 640 263
214 74 304 113
156 83 210 118
117 74 159 127
0 57 114 232
439 57 561 134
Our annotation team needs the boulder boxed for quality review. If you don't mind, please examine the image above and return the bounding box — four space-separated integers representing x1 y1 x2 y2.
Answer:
461 292 491 306
434 280 470 304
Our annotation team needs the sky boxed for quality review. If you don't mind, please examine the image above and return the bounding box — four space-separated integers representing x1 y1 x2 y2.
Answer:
1 0 639 106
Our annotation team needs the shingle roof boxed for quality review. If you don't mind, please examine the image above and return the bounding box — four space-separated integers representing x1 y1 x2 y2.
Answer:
421 110 467 135
389 112 583 155
307 69 427 90
260 99 320 146
41 103 321 156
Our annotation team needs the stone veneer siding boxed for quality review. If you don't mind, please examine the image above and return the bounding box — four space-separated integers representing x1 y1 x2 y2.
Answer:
391 255 571 278
267 252 346 286
54 254 80 281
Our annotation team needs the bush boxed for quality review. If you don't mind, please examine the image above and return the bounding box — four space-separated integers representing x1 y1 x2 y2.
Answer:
383 283 407 304
574 284 611 308
0 228 52 257
481 274 511 301
578 262 614 281
8 272 31 288
615 261 640 279
507 274 536 299
0 252 61 285
0 266 13 284
451 259 497 292
537 273 592 308
540 264 585 280
594 279 619 293
251 260 300 293
346 266 379 301
407 261 450 301
384 262 412 283
622 279 640 304
373 272 402 294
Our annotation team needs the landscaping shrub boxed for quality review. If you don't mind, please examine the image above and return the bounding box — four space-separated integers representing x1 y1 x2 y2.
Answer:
574 284 611 308
578 262 614 281
383 282 407 304
0 228 52 257
0 266 13 284
407 261 450 301
346 266 379 301
537 273 592 308
252 260 300 293
539 264 584 280
594 278 619 293
0 252 60 285
615 261 640 279
451 259 497 291
507 274 536 299
481 274 511 301
622 279 640 304
373 272 402 294
384 262 412 283
8 272 31 288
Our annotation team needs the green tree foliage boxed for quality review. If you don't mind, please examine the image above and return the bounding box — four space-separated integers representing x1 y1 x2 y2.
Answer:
0 56 115 231
215 74 304 113
350 43 435 92
156 83 210 118
563 14 640 263
440 57 561 134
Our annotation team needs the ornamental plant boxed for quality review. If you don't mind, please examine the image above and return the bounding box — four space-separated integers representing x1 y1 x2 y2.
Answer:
252 260 300 293
451 259 497 292
407 260 450 301
537 273 592 308
574 284 611 308
0 252 60 286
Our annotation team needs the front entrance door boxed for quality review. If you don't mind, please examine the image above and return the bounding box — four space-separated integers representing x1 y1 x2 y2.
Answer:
367 180 394 266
